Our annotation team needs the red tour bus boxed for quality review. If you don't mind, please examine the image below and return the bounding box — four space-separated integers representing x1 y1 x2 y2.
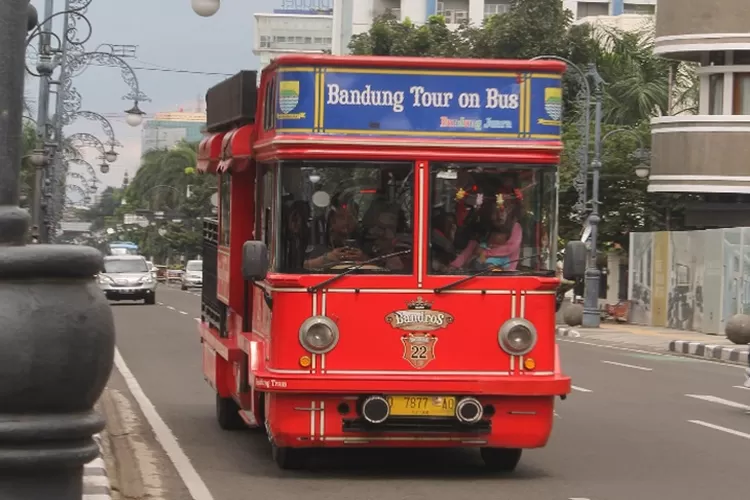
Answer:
197 54 584 471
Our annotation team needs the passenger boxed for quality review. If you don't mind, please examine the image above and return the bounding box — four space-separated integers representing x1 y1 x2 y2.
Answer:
431 211 457 272
450 200 523 271
362 203 409 270
304 197 365 269
282 200 310 270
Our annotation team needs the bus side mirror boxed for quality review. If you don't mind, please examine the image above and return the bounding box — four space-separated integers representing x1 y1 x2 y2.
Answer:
563 241 587 281
242 241 269 281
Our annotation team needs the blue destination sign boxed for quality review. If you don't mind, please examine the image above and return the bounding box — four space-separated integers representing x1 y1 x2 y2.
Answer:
275 66 562 140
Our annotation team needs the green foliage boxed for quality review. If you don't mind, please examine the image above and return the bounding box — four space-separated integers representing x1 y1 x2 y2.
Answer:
348 0 699 250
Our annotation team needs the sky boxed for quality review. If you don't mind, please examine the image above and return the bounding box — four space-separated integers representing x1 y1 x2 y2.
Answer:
27 0 279 190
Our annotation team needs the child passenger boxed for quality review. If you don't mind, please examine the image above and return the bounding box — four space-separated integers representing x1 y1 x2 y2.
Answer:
450 223 522 271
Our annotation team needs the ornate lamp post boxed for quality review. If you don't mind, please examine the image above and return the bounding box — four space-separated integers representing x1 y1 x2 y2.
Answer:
191 0 221 16
0 2 115 500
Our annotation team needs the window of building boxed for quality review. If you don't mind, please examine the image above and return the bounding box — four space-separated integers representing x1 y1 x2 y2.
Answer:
734 51 750 65
733 73 750 114
484 1 511 17
708 51 726 66
709 74 724 115
623 3 655 15
576 1 608 18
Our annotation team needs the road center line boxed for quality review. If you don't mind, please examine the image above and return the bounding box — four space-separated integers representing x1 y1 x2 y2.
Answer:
685 394 750 410
194 318 201 323
733 385 750 391
601 360 653 371
114 349 215 500
180 311 188 315
688 420 750 440
166 305 176 311
572 385 593 393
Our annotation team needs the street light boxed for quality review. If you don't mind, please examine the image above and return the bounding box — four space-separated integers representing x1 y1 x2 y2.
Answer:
125 102 145 127
635 163 651 179
191 0 221 17
99 163 110 174
104 149 118 163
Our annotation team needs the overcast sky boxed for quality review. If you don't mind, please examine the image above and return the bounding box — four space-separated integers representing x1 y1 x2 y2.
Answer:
27 0 277 189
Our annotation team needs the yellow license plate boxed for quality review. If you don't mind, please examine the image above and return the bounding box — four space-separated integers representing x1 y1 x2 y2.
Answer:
386 395 456 417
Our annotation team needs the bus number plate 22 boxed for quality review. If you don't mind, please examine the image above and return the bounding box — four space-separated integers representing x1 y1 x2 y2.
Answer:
386 396 456 417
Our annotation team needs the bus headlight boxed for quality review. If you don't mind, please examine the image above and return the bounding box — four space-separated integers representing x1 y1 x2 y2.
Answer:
299 316 339 354
498 318 537 356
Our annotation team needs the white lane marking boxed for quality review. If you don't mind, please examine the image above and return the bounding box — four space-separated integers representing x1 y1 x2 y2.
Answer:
602 360 653 371
180 311 188 315
114 349 215 500
572 385 593 393
569 498 592 500
554 411 561 418
733 385 750 391
194 318 201 323
559 339 746 371
166 306 176 311
157 302 164 305
688 420 750 440
685 394 750 410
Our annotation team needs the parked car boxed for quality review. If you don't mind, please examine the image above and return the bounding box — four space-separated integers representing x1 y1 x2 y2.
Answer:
181 260 203 290
98 255 157 305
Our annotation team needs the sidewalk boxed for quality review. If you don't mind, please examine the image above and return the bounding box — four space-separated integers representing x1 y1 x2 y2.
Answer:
556 323 750 366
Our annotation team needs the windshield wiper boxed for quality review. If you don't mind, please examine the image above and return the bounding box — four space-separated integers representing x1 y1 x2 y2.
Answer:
434 254 546 294
307 249 412 293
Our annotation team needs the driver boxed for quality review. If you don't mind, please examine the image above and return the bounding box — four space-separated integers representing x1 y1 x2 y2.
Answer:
304 196 365 269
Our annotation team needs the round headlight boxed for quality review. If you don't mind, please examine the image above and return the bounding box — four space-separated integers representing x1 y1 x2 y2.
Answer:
498 318 537 356
299 316 339 354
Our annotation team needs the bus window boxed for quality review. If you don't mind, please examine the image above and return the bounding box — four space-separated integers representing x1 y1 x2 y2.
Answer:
429 163 557 275
219 173 231 247
257 163 277 270
278 160 414 274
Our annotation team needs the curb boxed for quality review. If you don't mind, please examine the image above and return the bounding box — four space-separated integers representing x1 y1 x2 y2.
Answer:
83 433 112 500
556 325 750 366
669 340 750 366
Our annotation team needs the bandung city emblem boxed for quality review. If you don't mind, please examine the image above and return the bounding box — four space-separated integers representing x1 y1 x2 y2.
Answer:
538 86 562 126
401 333 438 369
384 297 454 332
279 80 300 113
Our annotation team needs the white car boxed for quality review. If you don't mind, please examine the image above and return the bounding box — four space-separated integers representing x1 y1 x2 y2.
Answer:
181 260 203 290
98 255 157 305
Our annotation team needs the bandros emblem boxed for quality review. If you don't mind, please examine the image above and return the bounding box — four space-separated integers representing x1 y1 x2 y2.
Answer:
385 297 454 369
538 87 562 126
278 80 306 120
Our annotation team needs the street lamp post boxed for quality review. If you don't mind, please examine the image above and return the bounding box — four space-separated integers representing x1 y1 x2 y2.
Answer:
581 63 606 328
0 2 115 500
191 0 221 16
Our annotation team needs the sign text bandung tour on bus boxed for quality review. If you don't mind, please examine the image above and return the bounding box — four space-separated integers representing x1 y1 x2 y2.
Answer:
327 83 519 131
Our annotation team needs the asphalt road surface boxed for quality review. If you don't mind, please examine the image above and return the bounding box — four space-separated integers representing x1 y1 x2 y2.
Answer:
112 284 748 500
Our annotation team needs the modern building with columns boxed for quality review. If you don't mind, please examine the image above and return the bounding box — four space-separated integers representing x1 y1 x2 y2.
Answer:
650 0 750 227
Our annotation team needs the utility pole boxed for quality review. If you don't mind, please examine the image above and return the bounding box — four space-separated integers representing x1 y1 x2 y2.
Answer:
0 2 115 499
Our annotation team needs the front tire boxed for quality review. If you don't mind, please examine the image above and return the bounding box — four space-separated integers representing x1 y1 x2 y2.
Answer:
144 294 156 305
271 443 307 470
216 394 246 430
480 447 522 472
181 284 187 290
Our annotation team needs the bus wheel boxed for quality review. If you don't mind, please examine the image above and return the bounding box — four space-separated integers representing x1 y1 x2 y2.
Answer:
480 447 522 472
216 394 246 430
271 443 307 470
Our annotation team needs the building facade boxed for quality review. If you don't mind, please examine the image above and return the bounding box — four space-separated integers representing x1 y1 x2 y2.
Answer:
141 111 206 153
650 0 750 228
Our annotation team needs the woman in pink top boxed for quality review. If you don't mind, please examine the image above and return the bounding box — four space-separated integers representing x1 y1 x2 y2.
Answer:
450 221 523 270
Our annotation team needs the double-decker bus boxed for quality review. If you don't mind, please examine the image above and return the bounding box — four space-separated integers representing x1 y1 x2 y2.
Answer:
196 54 584 471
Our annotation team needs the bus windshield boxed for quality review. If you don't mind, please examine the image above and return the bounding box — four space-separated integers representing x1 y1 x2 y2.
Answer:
429 163 557 276
279 160 414 274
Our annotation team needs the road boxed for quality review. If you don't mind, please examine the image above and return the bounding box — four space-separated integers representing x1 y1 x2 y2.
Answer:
112 284 748 500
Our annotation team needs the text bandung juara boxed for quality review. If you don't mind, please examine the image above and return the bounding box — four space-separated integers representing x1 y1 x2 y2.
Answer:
326 83 520 112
